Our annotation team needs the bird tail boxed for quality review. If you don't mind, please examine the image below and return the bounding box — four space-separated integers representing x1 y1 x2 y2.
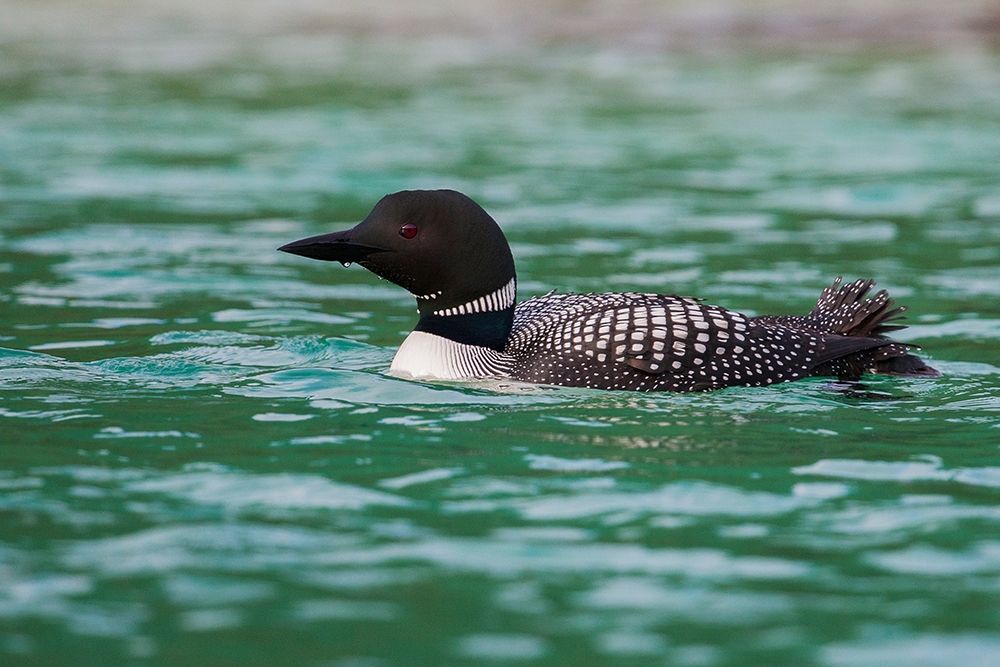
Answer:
805 277 939 378
804 277 908 337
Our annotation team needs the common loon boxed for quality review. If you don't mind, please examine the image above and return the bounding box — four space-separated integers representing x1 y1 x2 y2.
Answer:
278 189 937 392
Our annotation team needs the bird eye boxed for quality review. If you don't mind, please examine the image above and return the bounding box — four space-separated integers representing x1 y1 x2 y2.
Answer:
399 223 418 239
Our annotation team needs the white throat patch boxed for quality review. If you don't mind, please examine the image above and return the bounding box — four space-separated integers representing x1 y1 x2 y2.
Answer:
389 331 512 380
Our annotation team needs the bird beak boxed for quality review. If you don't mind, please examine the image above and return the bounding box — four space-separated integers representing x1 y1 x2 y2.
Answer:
277 228 384 263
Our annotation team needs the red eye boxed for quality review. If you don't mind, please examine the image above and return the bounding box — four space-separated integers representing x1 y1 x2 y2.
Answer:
399 223 418 239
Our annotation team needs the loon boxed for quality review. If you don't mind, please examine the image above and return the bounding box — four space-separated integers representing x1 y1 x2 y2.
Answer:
278 189 937 392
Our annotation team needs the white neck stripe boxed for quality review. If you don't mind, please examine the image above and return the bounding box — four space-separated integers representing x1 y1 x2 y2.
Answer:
434 278 516 317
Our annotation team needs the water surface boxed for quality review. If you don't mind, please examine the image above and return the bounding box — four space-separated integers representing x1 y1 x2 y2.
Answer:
2 3 1000 665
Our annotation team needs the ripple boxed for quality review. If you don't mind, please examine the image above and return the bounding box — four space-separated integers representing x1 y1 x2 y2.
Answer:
47 335 390 390
0 347 102 386
95 426 200 439
128 471 410 512
179 608 243 632
379 468 464 490
251 412 313 422
150 330 270 345
797 499 1000 541
211 308 353 326
455 633 548 661
321 538 810 580
524 454 629 472
29 340 115 351
228 367 567 406
898 318 1000 342
64 524 356 576
162 574 274 607
0 575 93 619
32 466 148 483
578 577 793 622
866 541 1000 575
89 354 244 388
67 317 165 330
793 458 1000 489
822 634 1000 667
0 406 98 422
596 630 668 656
510 481 818 521
760 183 948 217
292 599 399 622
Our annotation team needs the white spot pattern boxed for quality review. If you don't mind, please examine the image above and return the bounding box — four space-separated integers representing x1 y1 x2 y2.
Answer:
503 291 824 391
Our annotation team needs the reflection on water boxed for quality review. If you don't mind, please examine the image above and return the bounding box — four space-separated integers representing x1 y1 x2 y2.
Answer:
2 1 1000 665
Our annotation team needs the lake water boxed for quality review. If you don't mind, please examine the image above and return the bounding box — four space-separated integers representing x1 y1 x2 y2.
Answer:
2 3 999 665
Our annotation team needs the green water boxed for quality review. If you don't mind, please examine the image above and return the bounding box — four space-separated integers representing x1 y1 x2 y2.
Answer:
2 7 1000 667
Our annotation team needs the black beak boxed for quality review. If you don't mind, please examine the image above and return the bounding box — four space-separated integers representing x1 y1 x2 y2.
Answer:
277 229 384 263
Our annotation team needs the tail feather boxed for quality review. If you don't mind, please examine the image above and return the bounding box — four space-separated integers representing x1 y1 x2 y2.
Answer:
753 277 939 380
806 277 907 337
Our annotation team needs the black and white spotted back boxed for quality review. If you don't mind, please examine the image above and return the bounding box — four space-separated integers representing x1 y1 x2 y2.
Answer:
506 292 825 391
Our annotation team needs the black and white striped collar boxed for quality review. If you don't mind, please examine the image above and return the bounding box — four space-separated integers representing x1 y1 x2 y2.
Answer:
414 277 517 352
433 278 516 317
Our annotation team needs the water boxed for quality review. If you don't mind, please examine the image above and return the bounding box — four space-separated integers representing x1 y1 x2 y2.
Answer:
2 2 1000 665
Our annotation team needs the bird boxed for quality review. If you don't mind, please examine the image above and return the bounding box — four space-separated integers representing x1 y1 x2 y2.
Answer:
278 189 938 392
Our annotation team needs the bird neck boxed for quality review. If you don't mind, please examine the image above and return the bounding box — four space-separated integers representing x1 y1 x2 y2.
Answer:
413 277 517 352
415 308 514 352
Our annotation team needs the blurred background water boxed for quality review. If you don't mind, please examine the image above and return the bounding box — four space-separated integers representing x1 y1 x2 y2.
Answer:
2 1 1000 665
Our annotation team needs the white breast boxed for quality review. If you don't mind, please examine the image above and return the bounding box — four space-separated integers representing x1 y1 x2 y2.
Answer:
389 331 512 380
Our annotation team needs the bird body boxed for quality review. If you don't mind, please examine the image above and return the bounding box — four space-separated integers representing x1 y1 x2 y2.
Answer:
279 190 937 392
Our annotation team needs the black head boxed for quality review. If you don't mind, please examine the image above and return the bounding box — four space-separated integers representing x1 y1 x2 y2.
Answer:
278 190 516 317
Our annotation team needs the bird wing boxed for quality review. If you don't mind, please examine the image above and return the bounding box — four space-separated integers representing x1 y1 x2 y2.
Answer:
511 292 821 390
